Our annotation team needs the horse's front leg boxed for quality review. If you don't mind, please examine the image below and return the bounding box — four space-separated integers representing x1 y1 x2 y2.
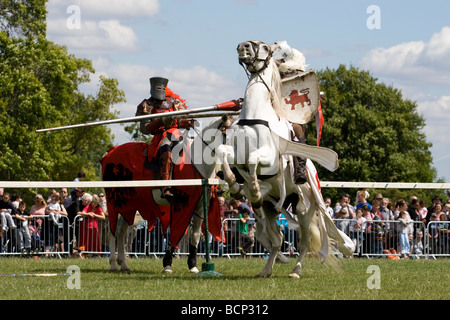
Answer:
187 211 204 274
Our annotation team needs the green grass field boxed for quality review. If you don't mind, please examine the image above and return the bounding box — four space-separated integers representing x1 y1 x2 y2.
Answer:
0 256 448 300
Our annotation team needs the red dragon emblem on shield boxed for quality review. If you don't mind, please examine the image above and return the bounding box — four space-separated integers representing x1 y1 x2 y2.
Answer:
284 88 311 110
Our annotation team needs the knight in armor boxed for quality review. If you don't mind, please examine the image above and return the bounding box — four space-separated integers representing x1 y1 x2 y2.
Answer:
272 41 309 184
136 77 194 200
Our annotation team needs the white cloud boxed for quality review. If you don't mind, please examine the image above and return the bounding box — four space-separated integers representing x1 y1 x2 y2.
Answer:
360 27 450 182
360 26 450 86
47 0 160 20
46 0 159 54
417 96 450 144
47 19 139 54
83 59 242 144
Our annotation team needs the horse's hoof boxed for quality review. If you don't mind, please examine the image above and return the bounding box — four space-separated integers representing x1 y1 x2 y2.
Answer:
189 267 199 274
289 273 300 279
256 272 271 278
162 266 173 274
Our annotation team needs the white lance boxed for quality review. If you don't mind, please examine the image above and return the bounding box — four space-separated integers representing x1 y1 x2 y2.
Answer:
36 100 242 133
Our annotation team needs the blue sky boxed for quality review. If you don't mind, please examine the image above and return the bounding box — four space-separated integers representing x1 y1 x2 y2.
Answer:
46 0 450 183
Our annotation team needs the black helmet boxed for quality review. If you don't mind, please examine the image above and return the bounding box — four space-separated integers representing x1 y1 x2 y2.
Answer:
149 77 168 100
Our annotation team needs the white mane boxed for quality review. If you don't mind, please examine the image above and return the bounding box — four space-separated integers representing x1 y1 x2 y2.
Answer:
268 59 285 119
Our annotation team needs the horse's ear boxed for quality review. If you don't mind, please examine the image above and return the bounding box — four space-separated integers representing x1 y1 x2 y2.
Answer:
257 43 271 61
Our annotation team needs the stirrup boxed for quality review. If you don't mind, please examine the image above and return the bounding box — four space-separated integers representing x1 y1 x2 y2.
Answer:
162 187 174 200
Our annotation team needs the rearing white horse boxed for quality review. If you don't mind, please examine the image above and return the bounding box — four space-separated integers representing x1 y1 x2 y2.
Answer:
219 40 354 278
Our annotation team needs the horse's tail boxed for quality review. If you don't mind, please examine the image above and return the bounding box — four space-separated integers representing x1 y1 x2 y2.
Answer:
308 210 343 273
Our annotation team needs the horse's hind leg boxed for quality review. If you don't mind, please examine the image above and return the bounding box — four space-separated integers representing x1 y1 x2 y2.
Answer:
116 218 130 272
109 229 119 272
255 209 283 278
289 205 316 279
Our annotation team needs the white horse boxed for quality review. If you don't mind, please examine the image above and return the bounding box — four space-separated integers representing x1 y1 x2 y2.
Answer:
218 40 354 278
104 116 228 274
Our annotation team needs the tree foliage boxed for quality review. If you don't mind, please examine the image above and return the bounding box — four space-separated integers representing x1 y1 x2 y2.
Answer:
308 65 442 202
0 0 125 202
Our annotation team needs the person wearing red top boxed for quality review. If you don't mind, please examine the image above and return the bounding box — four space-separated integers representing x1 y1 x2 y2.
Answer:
78 194 105 253
135 77 194 199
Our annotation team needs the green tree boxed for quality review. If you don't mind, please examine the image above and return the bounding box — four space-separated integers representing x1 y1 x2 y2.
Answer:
0 0 125 202
309 65 443 203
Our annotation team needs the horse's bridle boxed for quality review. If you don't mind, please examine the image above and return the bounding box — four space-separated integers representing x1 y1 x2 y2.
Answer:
238 41 273 92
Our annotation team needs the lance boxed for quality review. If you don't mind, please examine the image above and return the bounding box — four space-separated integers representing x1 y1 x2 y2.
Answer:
36 100 242 133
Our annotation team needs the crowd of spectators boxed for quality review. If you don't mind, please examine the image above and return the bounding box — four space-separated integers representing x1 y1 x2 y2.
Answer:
324 190 450 258
0 171 109 257
1 178 449 259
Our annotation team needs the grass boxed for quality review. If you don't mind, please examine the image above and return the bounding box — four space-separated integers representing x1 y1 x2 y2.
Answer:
0 256 448 300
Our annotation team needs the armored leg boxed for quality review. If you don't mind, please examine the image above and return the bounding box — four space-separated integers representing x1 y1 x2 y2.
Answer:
159 150 174 200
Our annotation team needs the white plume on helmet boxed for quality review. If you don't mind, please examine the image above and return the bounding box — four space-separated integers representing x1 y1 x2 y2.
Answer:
272 40 309 74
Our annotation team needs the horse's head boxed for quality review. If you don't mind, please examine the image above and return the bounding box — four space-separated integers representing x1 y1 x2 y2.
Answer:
237 41 272 73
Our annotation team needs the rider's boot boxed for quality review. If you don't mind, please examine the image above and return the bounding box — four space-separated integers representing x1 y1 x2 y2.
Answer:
293 156 307 184
159 150 174 200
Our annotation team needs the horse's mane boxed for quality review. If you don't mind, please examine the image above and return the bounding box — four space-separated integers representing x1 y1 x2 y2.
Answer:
268 59 286 119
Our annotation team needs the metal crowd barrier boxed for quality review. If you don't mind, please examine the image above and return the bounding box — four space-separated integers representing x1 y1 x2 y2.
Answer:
2 215 449 259
0 215 70 257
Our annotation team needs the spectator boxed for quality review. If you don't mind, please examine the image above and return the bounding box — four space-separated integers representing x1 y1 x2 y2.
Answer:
30 194 47 218
47 193 63 225
408 198 420 221
427 196 442 218
433 203 444 221
98 192 109 252
437 214 449 254
361 204 374 254
324 197 334 218
71 171 86 203
397 211 412 258
47 192 68 254
229 198 254 253
350 208 366 255
410 230 425 259
373 193 384 206
78 194 105 254
428 213 439 254
10 194 21 210
0 193 17 231
335 208 350 233
444 203 450 216
418 200 428 223
29 194 47 254
371 212 384 255
46 189 57 204
379 198 394 249
355 189 372 211
217 196 227 244
15 201 33 254
334 193 355 219
236 208 254 256
61 188 72 210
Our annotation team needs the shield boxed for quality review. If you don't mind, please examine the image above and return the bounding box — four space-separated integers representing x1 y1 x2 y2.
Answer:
281 69 320 124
